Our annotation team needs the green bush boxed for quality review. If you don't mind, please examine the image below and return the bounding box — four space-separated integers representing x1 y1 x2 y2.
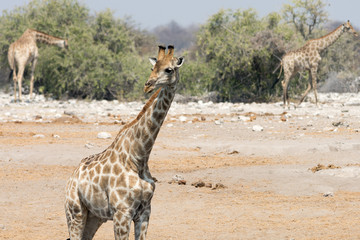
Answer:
0 0 154 100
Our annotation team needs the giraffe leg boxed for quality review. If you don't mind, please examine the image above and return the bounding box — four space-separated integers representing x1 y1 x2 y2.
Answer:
65 199 88 240
310 68 319 107
82 212 104 240
134 205 151 240
11 64 17 102
297 70 313 107
16 65 25 102
113 209 133 240
282 73 291 109
29 56 38 100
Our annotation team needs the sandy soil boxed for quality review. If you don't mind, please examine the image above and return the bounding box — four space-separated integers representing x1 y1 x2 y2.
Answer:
1 93 360 240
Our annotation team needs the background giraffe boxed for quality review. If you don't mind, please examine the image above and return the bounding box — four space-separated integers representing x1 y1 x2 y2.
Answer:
280 20 358 109
7 28 68 101
64 45 184 240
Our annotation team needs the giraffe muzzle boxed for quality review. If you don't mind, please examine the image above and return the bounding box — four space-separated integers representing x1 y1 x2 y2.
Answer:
144 79 156 93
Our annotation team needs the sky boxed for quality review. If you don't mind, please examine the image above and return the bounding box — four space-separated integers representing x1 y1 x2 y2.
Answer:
1 0 360 29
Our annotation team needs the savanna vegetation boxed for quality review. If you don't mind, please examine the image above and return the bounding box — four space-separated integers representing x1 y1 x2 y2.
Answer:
0 0 359 101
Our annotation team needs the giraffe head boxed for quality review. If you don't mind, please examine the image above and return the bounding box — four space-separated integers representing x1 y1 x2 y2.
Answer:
144 45 184 93
60 39 69 49
343 20 358 37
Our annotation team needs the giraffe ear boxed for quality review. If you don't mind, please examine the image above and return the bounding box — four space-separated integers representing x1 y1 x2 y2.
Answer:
175 57 184 68
149 57 157 66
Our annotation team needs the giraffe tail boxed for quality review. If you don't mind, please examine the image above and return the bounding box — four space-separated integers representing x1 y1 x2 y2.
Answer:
272 62 283 79
277 62 283 79
8 69 13 81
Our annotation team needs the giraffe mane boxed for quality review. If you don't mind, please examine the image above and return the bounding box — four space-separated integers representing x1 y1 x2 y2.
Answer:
28 28 65 40
306 24 343 43
117 88 162 135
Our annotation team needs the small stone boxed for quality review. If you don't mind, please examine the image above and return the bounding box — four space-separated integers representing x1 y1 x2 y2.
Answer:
214 120 221 125
323 192 334 197
64 110 75 116
52 134 60 139
33 134 45 138
238 116 250 122
179 116 187 122
332 121 343 127
97 132 112 139
252 125 263 132
166 123 174 128
85 143 95 149
205 183 212 188
191 180 205 188
228 150 239 155
177 180 187 185
172 174 184 182
212 183 226 190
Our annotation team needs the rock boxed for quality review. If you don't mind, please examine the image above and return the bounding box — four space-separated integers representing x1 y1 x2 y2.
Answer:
85 143 95 149
252 125 263 132
205 183 212 188
33 134 45 138
52 134 60 139
97 132 112 139
214 120 221 125
280 115 287 122
64 110 76 116
191 180 205 188
179 116 187 122
228 150 239 155
238 116 250 122
323 192 334 197
168 174 186 185
172 174 184 182
177 180 187 185
332 121 343 127
212 183 226 190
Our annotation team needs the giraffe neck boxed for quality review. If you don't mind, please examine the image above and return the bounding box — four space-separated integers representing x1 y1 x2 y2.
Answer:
111 85 176 173
29 29 66 47
314 25 345 52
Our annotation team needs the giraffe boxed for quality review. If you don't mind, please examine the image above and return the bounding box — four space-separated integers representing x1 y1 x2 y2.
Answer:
64 45 184 240
7 28 68 101
279 20 358 109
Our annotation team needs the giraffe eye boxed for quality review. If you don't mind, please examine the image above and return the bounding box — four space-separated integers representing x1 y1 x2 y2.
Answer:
165 68 173 74
151 68 154 71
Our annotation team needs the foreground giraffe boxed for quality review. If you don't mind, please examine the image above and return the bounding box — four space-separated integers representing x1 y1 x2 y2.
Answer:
7 29 68 101
279 20 358 108
65 45 184 240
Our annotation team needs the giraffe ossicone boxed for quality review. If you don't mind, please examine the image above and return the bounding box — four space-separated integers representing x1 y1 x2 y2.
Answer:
279 20 358 109
64 45 184 240
7 29 68 102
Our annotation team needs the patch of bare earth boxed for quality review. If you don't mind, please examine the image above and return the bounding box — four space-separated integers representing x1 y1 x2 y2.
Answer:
1 108 360 239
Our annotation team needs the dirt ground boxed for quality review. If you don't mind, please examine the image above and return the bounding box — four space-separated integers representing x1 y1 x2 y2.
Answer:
1 97 360 239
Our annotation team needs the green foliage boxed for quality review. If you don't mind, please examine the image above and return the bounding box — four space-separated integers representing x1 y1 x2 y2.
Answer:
182 9 293 102
282 0 328 40
0 0 358 102
0 0 154 100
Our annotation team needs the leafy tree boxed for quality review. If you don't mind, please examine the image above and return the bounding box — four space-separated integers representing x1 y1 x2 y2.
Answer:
186 9 293 102
282 0 328 40
0 0 154 100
